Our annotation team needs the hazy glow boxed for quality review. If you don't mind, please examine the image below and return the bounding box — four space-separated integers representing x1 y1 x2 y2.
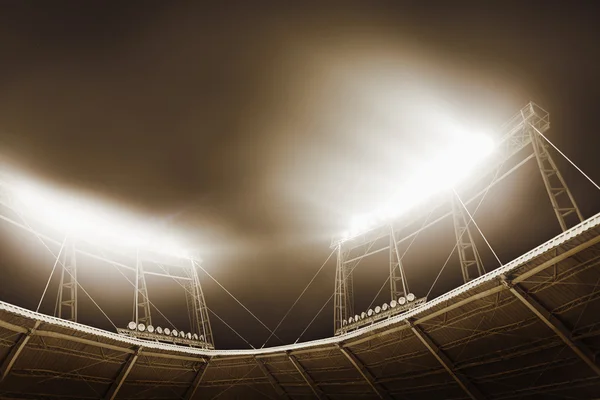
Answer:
10 180 191 258
343 132 496 240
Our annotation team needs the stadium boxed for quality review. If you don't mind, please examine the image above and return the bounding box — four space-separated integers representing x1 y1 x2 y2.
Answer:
1 3 600 400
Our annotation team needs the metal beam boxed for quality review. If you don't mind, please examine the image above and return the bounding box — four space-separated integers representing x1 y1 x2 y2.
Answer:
0 321 40 382
513 233 600 284
409 322 485 400
104 346 142 400
183 359 210 400
341 153 536 265
36 330 135 355
338 345 391 399
144 270 192 280
501 277 600 377
288 353 327 399
255 357 290 399
530 126 583 231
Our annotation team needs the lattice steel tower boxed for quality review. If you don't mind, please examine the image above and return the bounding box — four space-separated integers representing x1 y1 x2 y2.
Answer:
57 239 78 321
331 102 585 333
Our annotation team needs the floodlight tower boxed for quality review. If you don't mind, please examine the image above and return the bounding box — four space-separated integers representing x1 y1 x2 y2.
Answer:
130 255 214 348
187 259 213 345
57 239 78 321
331 102 585 334
333 245 354 334
389 227 409 301
451 196 484 283
529 124 583 231
134 253 152 327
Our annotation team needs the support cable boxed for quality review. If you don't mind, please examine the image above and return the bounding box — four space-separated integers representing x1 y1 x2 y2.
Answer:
36 234 68 313
532 125 600 191
426 246 459 299
452 188 503 267
295 292 333 344
15 212 118 330
192 260 284 344
368 209 435 309
426 164 504 297
261 249 335 348
295 245 374 343
152 262 256 349
96 249 178 330
210 366 261 400
207 307 255 349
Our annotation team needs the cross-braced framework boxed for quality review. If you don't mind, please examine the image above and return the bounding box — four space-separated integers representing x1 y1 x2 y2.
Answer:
57 240 77 321
332 102 585 335
451 195 484 283
134 254 152 327
0 178 215 349
185 260 213 346
333 246 354 333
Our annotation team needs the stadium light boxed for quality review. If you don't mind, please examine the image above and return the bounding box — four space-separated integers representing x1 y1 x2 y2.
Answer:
340 133 496 242
9 179 192 259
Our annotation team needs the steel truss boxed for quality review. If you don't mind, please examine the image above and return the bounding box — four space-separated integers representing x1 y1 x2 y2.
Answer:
332 102 585 333
186 260 214 345
57 240 77 321
529 125 583 231
451 194 484 283
134 254 152 327
333 245 354 334
389 226 408 300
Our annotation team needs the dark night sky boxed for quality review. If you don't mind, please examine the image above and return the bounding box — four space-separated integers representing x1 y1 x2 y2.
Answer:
1 1 600 349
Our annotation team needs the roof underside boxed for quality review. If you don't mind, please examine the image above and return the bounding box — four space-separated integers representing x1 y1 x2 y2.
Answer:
2 215 600 399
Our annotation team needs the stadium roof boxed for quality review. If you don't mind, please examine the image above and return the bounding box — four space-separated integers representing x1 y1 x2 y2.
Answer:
1 213 600 399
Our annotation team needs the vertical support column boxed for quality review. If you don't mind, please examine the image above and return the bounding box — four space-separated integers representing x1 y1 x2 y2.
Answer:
187 259 214 348
389 226 408 301
288 353 328 400
408 322 485 400
255 357 290 399
338 345 391 399
529 127 583 232
104 347 142 400
334 244 353 334
0 321 40 382
134 254 152 327
451 195 484 283
183 359 210 400
58 240 77 322
501 277 600 377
